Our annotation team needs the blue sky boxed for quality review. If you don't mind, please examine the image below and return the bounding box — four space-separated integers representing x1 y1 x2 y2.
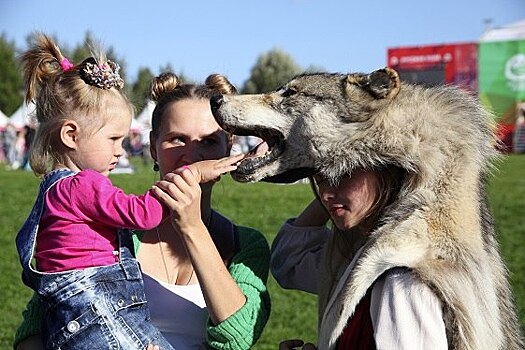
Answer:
1 0 524 87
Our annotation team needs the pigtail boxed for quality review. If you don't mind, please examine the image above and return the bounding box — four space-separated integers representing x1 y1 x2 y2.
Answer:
20 34 66 103
150 72 181 102
149 72 236 141
205 74 237 95
20 32 131 177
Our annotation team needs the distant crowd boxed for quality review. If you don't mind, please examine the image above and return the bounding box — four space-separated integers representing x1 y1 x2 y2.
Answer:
1 123 35 170
1 122 260 172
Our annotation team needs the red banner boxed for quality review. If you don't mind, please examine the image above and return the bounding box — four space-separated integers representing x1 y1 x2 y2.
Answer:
387 42 478 93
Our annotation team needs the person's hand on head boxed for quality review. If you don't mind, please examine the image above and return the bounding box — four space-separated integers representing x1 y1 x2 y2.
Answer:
152 167 203 234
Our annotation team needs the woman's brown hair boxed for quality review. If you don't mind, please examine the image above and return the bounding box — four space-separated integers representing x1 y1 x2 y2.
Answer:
149 72 237 139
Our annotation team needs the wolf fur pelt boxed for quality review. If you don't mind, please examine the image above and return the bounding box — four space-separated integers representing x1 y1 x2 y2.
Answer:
210 68 524 349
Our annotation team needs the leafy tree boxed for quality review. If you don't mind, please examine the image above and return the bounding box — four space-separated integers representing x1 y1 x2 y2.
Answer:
71 31 94 64
242 48 302 94
176 70 194 85
106 46 127 83
130 67 154 112
0 33 23 115
158 63 194 84
158 63 175 76
303 64 327 74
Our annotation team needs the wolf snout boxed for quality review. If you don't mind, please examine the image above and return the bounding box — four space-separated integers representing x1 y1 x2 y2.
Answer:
210 94 223 113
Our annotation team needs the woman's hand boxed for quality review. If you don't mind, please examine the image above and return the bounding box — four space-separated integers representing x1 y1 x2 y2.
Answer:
153 167 204 234
279 339 317 350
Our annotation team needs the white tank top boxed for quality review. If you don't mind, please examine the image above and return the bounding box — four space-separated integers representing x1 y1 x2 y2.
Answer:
142 273 209 349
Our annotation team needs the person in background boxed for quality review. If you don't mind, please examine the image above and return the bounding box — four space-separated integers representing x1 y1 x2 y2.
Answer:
20 124 35 170
4 123 17 167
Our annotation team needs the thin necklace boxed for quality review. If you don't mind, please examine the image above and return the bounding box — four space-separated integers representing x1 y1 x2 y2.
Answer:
155 226 194 285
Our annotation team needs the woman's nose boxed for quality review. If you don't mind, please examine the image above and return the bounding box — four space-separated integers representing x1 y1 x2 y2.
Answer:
319 186 335 200
181 144 204 163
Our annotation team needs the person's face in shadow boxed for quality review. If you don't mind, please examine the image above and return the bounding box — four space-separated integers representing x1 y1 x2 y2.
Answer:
151 98 230 180
314 169 379 231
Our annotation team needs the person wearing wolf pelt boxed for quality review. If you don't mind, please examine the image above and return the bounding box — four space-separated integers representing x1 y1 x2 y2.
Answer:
210 66 524 350
273 167 453 350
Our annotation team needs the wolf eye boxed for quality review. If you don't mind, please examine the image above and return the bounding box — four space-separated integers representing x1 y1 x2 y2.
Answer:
281 88 297 98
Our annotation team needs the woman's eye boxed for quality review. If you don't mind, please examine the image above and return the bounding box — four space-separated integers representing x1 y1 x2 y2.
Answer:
170 137 185 145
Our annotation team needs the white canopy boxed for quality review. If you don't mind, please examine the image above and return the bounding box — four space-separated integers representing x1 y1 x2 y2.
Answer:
480 20 525 42
10 101 36 129
135 100 156 145
130 117 143 132
136 100 156 130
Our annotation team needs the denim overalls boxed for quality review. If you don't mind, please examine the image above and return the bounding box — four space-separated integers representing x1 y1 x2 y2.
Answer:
16 169 174 350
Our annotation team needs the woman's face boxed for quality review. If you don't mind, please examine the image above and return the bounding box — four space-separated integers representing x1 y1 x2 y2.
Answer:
151 98 230 177
315 170 379 231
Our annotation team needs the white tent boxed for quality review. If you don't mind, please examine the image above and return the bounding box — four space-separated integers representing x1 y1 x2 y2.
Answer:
136 100 156 130
135 100 156 145
130 117 143 132
0 109 8 130
10 101 36 130
480 20 525 42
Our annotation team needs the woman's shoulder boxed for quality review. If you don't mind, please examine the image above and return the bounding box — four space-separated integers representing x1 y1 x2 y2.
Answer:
235 225 269 250
235 225 265 239
231 225 270 270
210 210 268 251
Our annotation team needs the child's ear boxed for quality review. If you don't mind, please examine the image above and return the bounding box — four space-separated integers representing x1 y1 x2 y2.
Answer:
61 120 80 149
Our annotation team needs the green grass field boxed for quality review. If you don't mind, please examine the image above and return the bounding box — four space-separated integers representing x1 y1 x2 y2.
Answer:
1 155 523 349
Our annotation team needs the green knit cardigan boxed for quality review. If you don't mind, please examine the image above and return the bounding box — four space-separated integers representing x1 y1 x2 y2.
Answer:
13 226 271 350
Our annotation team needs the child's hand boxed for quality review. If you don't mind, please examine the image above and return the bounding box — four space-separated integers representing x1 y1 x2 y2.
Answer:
173 153 245 184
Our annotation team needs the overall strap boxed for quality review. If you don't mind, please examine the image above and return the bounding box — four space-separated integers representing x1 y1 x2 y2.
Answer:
118 229 136 258
116 229 142 280
15 169 75 286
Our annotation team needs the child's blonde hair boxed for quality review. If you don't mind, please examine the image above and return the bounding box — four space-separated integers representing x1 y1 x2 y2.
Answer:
20 33 132 176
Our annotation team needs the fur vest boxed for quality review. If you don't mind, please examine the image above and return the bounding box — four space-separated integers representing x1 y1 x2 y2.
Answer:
316 207 524 350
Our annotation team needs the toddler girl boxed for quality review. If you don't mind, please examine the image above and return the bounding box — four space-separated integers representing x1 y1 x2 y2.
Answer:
15 33 240 350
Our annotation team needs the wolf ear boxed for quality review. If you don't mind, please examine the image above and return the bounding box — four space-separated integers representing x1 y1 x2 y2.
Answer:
346 67 400 99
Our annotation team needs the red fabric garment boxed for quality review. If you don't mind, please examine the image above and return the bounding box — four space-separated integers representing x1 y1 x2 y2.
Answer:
336 289 376 350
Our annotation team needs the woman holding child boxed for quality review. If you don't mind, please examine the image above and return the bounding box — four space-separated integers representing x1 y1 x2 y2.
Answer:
14 59 270 348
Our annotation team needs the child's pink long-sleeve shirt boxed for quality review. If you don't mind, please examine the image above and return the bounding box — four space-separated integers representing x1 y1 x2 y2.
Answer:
35 169 169 272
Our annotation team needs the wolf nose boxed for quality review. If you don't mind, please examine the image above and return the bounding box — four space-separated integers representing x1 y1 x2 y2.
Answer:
210 94 223 112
